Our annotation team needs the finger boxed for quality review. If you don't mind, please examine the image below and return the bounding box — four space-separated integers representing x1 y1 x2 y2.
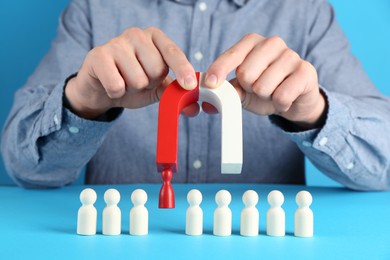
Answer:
90 47 126 99
113 46 150 93
181 103 200 117
271 65 307 113
131 33 169 89
119 76 173 109
205 33 263 88
252 49 301 100
236 36 288 93
229 78 277 115
149 27 196 90
201 102 219 114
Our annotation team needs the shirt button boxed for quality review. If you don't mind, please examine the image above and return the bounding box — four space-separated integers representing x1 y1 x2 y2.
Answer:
302 141 312 147
53 115 59 126
193 160 202 169
346 162 354 170
194 51 203 61
68 126 79 134
319 137 328 146
198 2 207 11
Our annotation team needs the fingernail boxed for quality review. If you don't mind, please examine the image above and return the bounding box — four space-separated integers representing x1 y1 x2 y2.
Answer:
184 76 197 90
206 74 218 87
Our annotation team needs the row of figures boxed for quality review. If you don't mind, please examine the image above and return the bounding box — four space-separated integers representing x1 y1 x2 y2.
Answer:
186 189 313 237
77 188 313 237
77 188 148 236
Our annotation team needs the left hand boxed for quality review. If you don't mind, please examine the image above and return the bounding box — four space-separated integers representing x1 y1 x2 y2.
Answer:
204 33 326 129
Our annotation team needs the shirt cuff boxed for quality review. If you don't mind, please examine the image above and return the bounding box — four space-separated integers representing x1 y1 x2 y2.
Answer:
41 79 123 146
270 88 355 172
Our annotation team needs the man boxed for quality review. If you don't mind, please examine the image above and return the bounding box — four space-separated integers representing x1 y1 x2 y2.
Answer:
2 0 390 190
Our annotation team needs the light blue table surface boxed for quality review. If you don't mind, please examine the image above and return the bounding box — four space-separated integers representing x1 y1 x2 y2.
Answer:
0 183 389 260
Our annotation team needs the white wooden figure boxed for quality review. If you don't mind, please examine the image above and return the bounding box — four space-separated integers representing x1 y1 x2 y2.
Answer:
186 189 203 236
213 190 232 236
240 190 259 236
199 73 243 174
266 190 285 236
130 189 148 236
102 188 121 235
77 188 97 236
294 190 314 237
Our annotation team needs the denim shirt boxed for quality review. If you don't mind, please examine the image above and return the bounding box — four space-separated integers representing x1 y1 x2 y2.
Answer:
2 0 390 190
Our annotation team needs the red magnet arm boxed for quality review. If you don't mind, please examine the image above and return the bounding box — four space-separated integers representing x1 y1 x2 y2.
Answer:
156 72 200 208
156 73 200 173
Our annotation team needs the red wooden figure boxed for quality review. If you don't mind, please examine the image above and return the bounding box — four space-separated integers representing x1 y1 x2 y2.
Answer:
158 169 175 208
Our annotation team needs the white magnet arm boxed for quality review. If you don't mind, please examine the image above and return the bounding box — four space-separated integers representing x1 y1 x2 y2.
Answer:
198 73 243 174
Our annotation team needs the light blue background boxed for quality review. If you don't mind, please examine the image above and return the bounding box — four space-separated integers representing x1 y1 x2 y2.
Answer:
1 1 389 186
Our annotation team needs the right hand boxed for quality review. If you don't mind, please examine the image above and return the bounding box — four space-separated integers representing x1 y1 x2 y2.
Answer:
65 27 197 119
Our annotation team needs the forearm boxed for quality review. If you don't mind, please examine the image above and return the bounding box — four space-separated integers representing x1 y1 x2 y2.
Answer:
272 89 390 191
1 82 121 188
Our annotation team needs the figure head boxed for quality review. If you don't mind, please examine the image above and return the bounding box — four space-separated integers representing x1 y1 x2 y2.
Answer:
187 189 202 206
242 190 259 207
296 190 312 208
215 189 231 207
131 189 148 206
80 188 97 205
267 190 284 207
104 188 120 206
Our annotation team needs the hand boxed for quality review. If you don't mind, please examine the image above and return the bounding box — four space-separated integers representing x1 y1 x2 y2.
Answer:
204 34 326 129
65 27 197 119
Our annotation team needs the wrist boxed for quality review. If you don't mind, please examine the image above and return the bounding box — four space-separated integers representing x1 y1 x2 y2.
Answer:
64 76 110 119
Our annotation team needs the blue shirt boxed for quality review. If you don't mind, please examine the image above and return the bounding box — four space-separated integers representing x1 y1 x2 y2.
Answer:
2 0 390 190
